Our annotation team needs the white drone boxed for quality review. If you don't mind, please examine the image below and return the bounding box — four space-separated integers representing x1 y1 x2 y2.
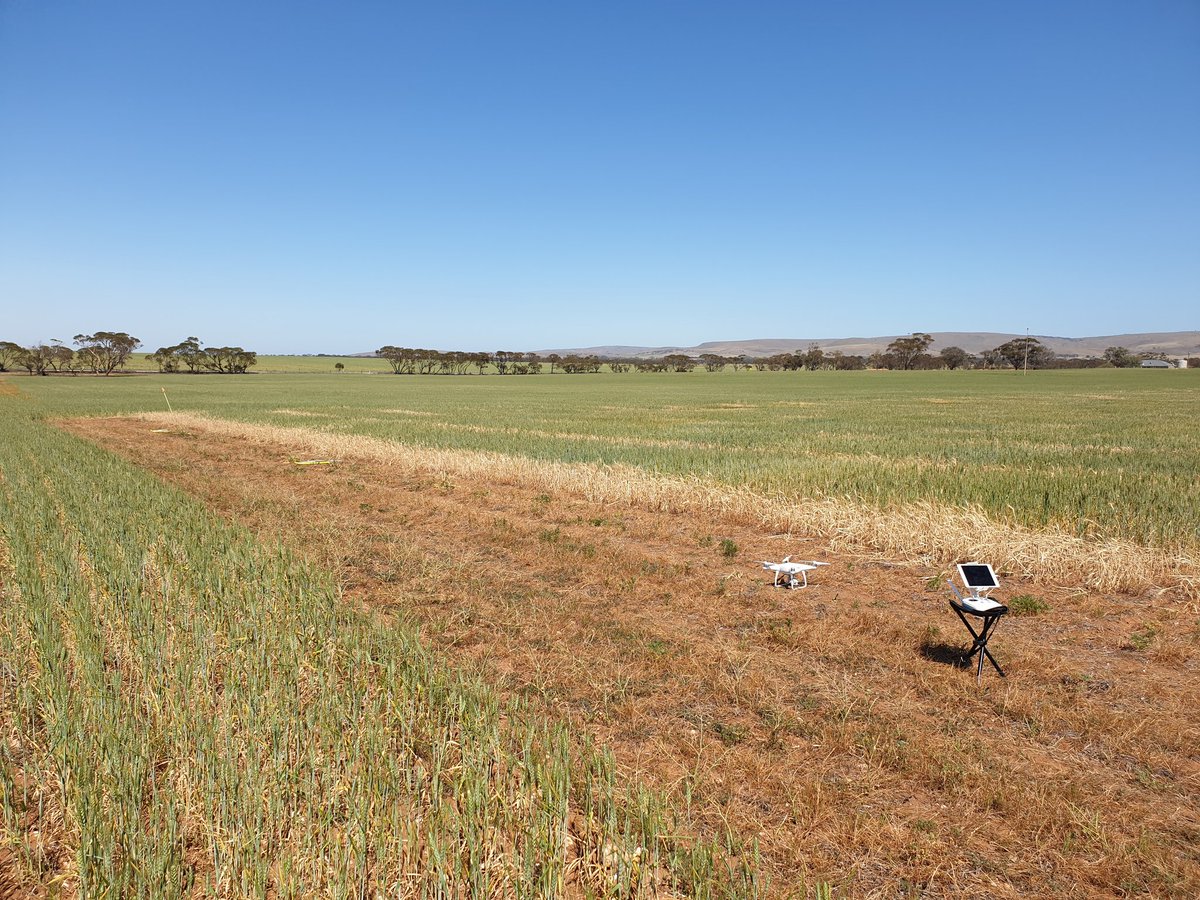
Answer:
760 556 829 589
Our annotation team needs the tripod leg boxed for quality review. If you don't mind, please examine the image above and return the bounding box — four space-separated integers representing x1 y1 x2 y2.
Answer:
952 607 982 666
982 645 1006 677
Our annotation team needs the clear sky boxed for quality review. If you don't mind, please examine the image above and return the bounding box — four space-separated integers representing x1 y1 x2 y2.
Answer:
1 1 1197 353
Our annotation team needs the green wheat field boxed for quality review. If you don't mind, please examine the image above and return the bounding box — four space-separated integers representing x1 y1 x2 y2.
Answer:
1 367 1197 897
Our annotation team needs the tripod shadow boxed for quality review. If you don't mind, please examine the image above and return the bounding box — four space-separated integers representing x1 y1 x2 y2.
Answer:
919 640 971 670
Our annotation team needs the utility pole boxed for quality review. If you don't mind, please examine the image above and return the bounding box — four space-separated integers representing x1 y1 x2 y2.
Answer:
1023 328 1029 375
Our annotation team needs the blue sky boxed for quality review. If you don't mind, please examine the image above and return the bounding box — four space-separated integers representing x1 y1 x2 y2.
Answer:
1 1 1197 353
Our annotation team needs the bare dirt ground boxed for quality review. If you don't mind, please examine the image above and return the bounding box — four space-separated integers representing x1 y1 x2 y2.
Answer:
62 417 1200 898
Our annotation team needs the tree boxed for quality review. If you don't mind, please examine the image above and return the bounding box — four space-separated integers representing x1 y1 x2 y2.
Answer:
176 337 205 372
203 346 257 373
699 353 728 372
43 341 74 373
557 355 603 374
993 337 1052 371
414 350 439 375
885 333 933 370
377 346 416 375
73 331 141 375
146 337 205 374
1103 346 1139 368
663 354 695 372
635 359 667 372
18 344 54 375
334 362 345 373
0 341 24 372
979 348 1005 369
831 352 866 370
757 353 792 371
799 343 825 370
546 353 561 374
230 348 258 374
438 351 472 375
939 346 970 370
147 346 181 372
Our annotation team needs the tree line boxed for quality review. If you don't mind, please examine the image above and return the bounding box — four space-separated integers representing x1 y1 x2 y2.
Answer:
1 332 1185 377
868 334 1192 371
371 335 1190 375
376 347 612 375
0 333 258 375
747 334 1192 372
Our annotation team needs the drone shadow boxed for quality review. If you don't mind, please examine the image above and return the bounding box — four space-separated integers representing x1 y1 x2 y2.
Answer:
918 641 972 670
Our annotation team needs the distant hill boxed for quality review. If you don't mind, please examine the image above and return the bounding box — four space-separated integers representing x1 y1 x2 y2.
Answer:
538 331 1200 360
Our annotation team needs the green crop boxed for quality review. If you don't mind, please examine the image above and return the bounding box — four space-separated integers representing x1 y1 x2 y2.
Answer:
0 410 758 896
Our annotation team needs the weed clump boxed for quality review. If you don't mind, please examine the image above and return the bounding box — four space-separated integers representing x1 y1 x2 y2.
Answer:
1008 594 1050 616
1125 625 1158 652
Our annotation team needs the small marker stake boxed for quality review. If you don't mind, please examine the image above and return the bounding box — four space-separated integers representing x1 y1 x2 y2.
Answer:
162 387 173 412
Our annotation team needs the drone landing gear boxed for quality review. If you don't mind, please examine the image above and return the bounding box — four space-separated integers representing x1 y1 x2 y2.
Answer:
774 572 808 589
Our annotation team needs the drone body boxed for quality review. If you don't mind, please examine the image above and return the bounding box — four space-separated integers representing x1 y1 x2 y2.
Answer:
760 555 829 588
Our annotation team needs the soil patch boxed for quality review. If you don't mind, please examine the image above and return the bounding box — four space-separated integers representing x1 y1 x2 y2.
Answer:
63 416 1200 898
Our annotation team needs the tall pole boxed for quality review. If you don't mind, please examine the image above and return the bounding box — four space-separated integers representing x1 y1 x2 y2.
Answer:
1023 328 1029 375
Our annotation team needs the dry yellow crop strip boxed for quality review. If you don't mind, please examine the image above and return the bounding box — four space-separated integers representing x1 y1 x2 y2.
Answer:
274 408 716 449
403 419 716 450
128 412 1199 598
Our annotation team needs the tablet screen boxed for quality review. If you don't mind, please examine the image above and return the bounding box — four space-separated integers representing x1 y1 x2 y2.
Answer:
958 563 998 589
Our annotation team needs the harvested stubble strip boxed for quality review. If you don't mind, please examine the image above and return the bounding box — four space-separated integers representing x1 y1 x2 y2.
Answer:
130 412 1199 599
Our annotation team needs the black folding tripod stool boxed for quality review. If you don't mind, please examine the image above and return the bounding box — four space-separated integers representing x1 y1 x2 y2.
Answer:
948 596 1008 682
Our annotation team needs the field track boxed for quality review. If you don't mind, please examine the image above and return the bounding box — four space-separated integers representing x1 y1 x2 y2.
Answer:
64 415 1200 897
